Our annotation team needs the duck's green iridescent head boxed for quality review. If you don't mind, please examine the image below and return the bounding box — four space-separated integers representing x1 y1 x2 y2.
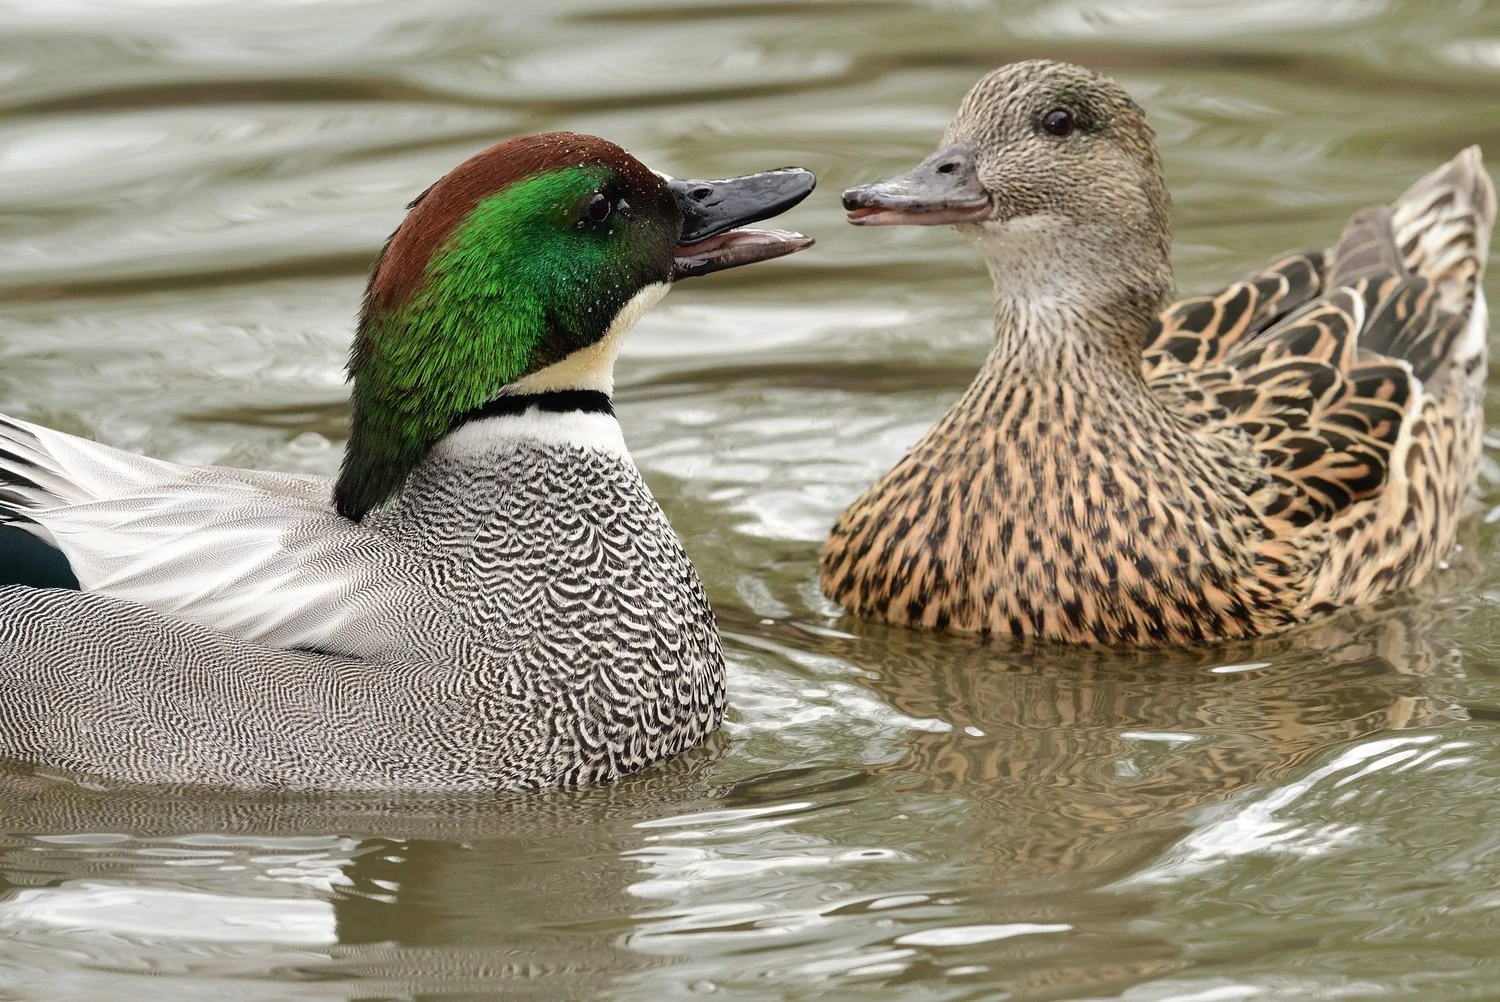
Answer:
336 131 814 521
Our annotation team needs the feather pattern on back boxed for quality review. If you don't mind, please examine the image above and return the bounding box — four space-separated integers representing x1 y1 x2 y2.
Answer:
1141 147 1493 617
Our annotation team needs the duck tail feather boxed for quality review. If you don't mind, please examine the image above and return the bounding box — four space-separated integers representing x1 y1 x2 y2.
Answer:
0 416 82 515
1388 145 1496 319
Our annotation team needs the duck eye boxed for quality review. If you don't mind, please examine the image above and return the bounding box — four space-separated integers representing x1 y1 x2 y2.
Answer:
1040 108 1075 138
583 192 611 224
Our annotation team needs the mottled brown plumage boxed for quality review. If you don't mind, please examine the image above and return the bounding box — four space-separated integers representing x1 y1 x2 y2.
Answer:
822 60 1495 646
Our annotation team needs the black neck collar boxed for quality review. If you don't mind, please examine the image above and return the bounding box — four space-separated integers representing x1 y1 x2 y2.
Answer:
451 389 614 431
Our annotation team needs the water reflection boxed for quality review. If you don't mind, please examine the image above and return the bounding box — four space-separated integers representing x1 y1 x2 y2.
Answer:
856 607 1462 873
0 742 729 999
531 598 1469 1000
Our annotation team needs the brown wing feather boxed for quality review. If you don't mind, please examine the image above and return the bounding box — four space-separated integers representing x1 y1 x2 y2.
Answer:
1153 287 1415 529
1142 251 1325 379
1145 147 1492 618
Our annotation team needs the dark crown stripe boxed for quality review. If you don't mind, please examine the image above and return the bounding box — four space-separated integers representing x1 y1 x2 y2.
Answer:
452 390 614 432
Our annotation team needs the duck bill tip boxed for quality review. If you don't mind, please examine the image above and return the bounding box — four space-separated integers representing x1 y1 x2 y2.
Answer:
845 200 991 226
672 228 813 280
842 146 990 226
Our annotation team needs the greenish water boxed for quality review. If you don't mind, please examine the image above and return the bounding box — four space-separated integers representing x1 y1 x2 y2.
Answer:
3 0 1500 998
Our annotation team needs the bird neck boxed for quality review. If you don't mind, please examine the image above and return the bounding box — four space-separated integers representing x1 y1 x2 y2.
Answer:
432 391 629 468
967 215 1173 378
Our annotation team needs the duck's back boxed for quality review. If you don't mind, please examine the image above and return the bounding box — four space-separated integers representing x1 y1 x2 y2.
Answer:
1144 147 1494 619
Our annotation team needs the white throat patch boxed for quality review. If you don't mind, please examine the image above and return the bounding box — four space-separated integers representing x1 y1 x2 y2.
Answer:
507 282 670 396
967 215 1092 303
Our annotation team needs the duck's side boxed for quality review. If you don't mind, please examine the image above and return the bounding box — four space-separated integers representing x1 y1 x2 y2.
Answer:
820 60 1494 646
0 401 722 791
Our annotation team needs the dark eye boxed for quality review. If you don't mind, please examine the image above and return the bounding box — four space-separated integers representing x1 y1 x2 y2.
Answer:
1040 108 1075 138
583 192 611 223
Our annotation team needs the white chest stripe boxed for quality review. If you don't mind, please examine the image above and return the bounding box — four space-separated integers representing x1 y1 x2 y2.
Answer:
434 410 631 460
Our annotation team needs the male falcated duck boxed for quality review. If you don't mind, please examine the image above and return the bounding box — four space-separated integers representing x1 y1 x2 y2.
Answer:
821 60 1495 646
0 132 815 790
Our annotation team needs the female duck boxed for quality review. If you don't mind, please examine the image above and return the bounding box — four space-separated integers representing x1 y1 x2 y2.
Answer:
821 60 1493 646
0 132 814 789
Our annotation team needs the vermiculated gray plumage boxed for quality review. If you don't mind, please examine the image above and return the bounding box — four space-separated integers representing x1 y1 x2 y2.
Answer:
0 422 725 791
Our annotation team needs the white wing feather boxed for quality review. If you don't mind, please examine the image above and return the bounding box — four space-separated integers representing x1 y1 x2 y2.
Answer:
0 414 409 656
